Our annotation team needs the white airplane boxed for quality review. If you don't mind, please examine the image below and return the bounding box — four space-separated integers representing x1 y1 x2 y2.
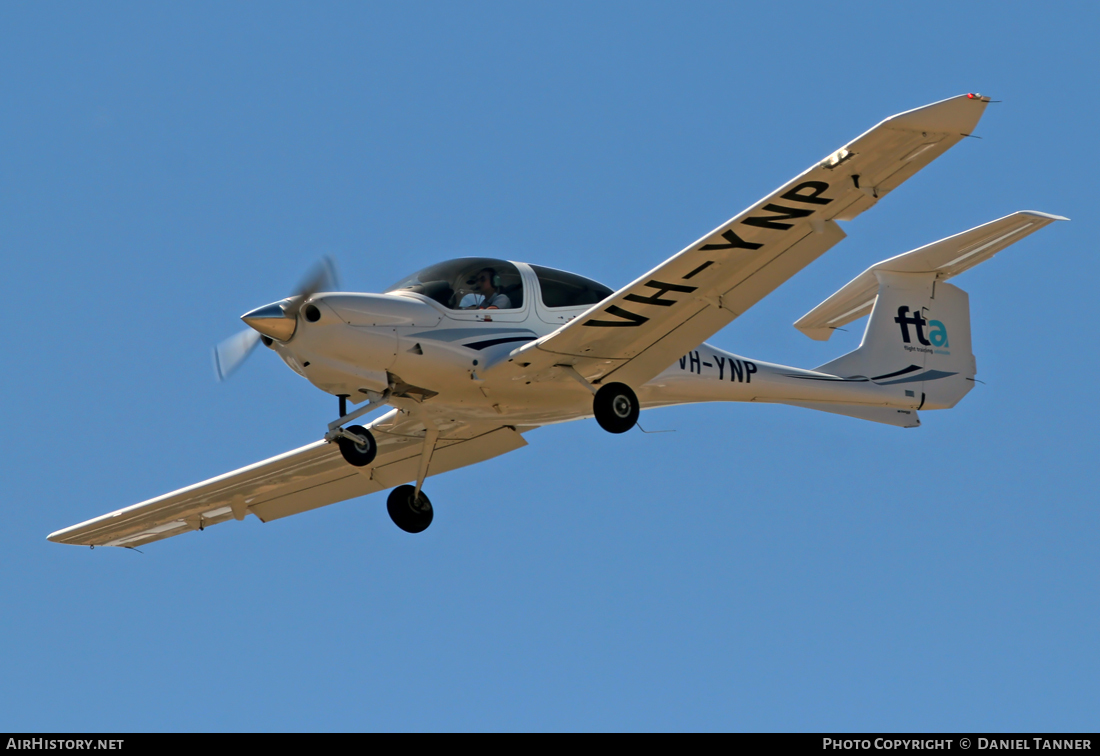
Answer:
48 93 1067 547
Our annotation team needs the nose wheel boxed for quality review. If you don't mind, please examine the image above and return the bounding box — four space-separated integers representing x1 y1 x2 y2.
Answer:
387 485 434 533
336 424 377 467
593 382 639 434
328 393 389 467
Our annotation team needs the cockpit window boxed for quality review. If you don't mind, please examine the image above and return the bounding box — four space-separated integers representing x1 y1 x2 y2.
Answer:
385 258 524 310
530 264 613 308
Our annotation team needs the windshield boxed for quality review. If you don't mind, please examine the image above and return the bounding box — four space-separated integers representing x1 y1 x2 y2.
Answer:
385 258 524 310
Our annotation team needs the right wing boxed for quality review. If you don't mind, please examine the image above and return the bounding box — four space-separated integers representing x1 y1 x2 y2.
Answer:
47 412 527 548
491 94 991 388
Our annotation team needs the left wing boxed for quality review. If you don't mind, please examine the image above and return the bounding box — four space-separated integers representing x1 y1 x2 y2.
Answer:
490 94 990 388
47 412 526 548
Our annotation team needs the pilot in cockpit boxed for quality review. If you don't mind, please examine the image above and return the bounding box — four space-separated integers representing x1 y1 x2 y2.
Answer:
465 267 512 310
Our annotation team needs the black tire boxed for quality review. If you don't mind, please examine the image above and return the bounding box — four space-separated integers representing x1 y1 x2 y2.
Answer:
387 485 434 533
337 425 377 467
593 382 639 434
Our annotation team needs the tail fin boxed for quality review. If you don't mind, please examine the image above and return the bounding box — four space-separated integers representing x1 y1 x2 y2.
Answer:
817 273 974 409
796 211 1067 410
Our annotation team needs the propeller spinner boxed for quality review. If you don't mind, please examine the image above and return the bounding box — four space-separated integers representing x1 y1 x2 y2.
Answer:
212 257 339 381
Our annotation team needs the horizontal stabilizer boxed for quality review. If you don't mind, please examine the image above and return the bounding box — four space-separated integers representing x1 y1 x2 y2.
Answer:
780 400 921 428
794 211 1067 340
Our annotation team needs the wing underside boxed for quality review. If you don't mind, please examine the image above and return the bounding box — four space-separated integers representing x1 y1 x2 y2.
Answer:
491 94 991 388
48 413 527 548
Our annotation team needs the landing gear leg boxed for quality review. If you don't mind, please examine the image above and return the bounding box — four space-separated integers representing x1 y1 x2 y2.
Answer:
387 427 438 533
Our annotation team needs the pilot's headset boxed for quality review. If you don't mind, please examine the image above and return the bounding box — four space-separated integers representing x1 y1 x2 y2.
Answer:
467 268 502 309
469 268 502 291
482 268 502 289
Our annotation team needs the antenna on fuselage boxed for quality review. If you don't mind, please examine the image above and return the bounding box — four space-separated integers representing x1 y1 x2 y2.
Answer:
635 423 675 434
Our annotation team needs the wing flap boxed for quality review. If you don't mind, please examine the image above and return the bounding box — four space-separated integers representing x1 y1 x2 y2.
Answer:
246 467 380 523
370 426 526 489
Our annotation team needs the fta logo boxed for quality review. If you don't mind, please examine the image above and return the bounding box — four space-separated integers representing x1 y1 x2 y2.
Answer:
894 306 949 347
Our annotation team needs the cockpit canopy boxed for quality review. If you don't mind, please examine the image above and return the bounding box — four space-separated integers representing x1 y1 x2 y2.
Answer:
528 264 613 308
385 258 614 311
386 258 524 310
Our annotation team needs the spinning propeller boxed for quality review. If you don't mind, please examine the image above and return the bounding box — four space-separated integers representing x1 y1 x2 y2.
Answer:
212 257 339 381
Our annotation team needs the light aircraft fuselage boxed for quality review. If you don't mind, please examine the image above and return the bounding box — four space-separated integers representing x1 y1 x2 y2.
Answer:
255 258 930 432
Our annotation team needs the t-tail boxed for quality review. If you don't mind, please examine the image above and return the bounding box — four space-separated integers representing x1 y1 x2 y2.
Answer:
796 211 1067 411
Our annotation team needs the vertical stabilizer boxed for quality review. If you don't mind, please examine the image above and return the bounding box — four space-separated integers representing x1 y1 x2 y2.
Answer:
817 272 975 409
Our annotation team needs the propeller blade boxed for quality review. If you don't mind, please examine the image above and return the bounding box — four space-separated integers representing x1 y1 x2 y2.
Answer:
212 328 262 382
283 256 340 318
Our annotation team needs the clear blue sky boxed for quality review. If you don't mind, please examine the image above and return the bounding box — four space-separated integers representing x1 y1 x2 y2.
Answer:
3 1 1097 732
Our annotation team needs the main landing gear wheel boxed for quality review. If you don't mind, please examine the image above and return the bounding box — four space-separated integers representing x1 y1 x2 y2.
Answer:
593 382 639 434
337 425 377 467
387 485 434 533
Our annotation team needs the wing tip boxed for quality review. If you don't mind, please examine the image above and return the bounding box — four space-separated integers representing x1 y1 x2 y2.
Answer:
1018 210 1070 222
793 323 836 341
885 92 991 134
